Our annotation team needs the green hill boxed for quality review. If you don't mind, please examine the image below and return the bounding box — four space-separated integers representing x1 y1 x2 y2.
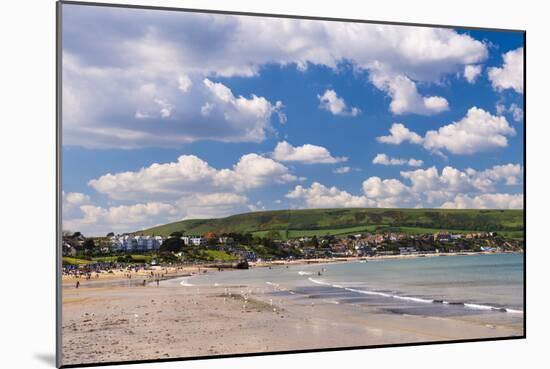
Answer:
137 208 524 240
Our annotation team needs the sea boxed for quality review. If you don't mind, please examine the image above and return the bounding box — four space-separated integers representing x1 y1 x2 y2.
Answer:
182 253 524 320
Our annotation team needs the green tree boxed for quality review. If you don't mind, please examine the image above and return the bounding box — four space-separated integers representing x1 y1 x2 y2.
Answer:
82 238 95 255
160 237 184 253
311 235 319 248
159 251 178 262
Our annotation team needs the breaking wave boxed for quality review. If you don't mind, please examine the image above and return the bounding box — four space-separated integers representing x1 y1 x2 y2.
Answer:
308 277 523 314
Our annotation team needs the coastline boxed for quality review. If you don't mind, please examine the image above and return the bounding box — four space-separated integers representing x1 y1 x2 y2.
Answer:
62 276 522 366
63 250 522 287
250 250 523 267
62 265 219 286
61 252 523 366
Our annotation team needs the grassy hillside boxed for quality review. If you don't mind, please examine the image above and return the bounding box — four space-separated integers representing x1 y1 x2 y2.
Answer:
137 208 524 240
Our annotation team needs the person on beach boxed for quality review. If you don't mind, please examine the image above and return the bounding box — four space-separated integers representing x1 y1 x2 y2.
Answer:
156 279 159 287
142 279 147 286
75 281 80 289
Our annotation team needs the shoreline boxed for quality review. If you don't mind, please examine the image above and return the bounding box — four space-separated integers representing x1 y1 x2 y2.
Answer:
62 268 523 366
61 252 523 366
62 265 220 285
251 250 522 267
62 251 522 287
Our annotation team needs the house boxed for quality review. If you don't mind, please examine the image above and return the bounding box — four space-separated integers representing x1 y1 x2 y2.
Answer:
203 232 218 244
218 236 234 244
233 250 257 261
356 243 375 257
399 246 418 255
63 232 86 249
191 236 206 246
134 236 147 252
111 235 136 252
385 233 398 242
153 236 164 248
330 241 352 256
181 235 206 246
110 234 163 252
62 241 78 257
436 233 451 242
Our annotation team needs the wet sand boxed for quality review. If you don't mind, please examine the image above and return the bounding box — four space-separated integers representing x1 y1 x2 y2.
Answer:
61 273 523 366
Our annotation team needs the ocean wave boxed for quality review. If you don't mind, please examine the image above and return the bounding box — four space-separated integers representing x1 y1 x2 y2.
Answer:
298 271 313 276
179 277 193 286
308 277 523 314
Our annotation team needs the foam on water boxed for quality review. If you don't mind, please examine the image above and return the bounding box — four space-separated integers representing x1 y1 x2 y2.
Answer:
184 254 524 316
308 277 523 314
179 277 194 286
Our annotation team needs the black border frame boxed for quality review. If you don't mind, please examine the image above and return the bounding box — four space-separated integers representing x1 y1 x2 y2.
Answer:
56 1 527 368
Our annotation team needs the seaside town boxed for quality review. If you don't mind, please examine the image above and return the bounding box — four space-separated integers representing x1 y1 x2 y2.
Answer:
62 229 524 270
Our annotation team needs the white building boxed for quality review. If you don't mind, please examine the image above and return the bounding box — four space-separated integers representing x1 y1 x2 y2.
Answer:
181 235 206 246
399 246 418 255
110 235 163 252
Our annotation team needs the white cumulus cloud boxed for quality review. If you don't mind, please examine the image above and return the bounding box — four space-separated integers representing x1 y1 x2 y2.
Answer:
362 177 416 207
63 55 285 148
376 123 423 145
441 193 523 209
286 182 374 208
317 89 360 117
370 73 449 115
378 107 516 155
272 141 347 164
464 64 482 83
177 75 192 93
423 107 516 155
496 103 523 122
63 7 489 148
333 166 352 174
488 47 524 94
62 191 91 219
63 202 180 235
88 153 300 201
372 153 423 167
286 163 522 210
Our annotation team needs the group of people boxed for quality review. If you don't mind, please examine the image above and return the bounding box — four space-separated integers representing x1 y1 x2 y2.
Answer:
67 263 188 289
64 269 100 280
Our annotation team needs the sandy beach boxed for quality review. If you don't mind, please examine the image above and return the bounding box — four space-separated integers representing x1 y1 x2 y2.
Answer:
61 258 523 366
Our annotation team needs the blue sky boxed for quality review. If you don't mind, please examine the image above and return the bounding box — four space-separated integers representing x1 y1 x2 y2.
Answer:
61 4 524 236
